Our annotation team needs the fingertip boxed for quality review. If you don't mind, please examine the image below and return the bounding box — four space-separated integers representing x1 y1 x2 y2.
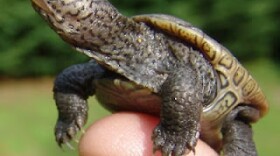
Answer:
79 112 159 156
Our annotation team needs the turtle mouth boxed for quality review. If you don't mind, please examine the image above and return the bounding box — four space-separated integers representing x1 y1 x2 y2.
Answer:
31 0 51 14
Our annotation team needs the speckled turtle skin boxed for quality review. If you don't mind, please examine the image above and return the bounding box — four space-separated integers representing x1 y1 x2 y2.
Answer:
31 0 268 155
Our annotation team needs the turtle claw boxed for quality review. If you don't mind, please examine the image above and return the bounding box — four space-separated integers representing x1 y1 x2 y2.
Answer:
55 115 86 147
80 128 86 134
152 125 198 156
74 138 80 143
65 142 75 150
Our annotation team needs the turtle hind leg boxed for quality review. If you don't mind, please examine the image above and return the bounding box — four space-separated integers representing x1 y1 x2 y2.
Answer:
221 106 260 156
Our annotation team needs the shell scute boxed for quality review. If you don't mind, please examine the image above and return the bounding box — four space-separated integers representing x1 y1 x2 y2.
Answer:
217 71 229 89
219 54 234 69
242 78 257 97
233 67 246 86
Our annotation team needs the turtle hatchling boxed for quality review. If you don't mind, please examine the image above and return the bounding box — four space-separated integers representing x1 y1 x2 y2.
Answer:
32 0 268 155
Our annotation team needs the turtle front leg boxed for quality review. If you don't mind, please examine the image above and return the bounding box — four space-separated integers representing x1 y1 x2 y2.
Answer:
221 106 260 156
53 60 107 146
153 65 204 156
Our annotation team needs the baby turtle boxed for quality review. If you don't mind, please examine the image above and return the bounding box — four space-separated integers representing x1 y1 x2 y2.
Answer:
31 0 268 155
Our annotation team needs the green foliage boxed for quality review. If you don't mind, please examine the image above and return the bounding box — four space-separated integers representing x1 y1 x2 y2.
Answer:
0 0 87 77
0 0 279 77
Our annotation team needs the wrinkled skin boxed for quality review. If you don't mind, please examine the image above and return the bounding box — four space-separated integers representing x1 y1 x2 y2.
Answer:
32 0 261 155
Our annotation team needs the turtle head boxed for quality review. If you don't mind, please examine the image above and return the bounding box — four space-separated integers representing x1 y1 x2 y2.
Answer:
32 0 121 49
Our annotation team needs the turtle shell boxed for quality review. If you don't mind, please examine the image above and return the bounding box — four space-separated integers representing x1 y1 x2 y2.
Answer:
133 14 268 121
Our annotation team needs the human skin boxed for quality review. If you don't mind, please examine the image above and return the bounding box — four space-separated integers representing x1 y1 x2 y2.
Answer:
79 112 218 156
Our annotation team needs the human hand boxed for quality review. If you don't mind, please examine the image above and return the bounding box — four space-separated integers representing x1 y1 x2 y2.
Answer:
79 112 218 156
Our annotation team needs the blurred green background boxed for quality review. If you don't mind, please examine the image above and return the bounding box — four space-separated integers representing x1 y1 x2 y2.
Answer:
0 0 279 155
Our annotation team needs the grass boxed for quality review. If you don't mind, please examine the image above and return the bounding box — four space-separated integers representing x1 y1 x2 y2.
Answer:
0 59 279 156
245 59 280 156
0 78 109 156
